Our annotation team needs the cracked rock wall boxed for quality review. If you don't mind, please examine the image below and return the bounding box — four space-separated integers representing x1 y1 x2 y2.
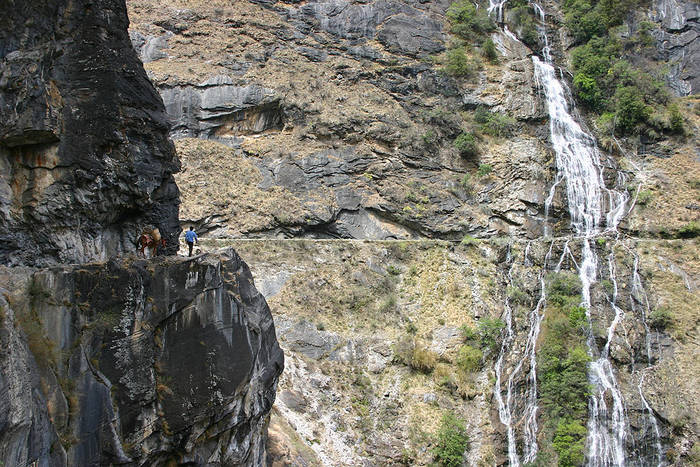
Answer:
0 249 283 466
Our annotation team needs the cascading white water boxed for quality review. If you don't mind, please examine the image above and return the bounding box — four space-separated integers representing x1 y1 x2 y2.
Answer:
629 252 665 467
493 246 521 467
494 242 554 466
533 51 633 467
529 4 640 463
490 1 664 464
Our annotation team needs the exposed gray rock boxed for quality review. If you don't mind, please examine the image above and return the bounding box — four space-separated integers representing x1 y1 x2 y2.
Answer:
0 288 66 467
650 0 700 94
130 30 173 63
0 248 283 466
161 79 283 145
277 319 340 359
376 13 446 56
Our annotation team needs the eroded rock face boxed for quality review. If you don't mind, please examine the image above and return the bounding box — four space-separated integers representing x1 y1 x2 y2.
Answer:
650 0 700 95
128 0 553 241
0 248 283 466
0 0 180 267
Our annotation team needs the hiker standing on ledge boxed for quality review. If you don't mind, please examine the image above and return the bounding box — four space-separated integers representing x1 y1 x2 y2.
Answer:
184 226 198 257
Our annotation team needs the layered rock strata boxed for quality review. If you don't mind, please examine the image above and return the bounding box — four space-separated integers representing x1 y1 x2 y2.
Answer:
127 0 552 241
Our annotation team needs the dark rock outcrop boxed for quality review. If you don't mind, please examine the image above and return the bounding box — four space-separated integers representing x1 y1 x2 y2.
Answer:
0 0 180 266
0 248 283 466
161 77 283 145
650 0 700 95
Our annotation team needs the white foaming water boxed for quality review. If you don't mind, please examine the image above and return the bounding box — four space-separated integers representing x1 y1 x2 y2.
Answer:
493 246 521 467
629 251 665 466
533 56 605 237
531 13 640 464
488 1 667 464
488 0 508 23
533 52 631 467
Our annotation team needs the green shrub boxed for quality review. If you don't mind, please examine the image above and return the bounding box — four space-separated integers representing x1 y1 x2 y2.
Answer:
547 272 582 306
677 221 700 238
649 307 672 329
454 132 478 157
459 324 478 342
537 273 591 466
461 235 479 246
636 190 653 205
552 419 587 467
422 129 439 146
447 0 495 41
563 0 608 43
668 104 685 134
567 305 587 329
432 413 469 467
614 86 651 134
474 107 516 137
507 285 530 306
459 174 474 195
539 341 591 421
481 38 498 62
477 163 493 178
456 344 483 373
444 48 481 78
477 318 505 353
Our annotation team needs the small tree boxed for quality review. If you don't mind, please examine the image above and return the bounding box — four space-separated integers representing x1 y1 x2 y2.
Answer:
481 38 498 62
433 413 469 467
454 132 478 157
477 163 493 178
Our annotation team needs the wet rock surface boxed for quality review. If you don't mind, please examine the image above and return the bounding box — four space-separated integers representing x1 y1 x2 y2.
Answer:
0 249 283 466
0 0 180 267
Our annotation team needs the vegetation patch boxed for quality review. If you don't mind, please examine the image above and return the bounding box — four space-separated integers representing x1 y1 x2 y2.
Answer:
446 0 495 42
562 0 685 137
432 412 470 466
535 272 590 466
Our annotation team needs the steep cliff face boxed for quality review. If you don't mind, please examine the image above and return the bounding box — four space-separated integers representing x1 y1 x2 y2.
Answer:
650 0 699 96
0 249 283 466
0 0 180 266
127 0 551 241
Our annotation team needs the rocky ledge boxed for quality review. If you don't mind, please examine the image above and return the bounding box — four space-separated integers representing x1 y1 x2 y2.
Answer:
0 248 283 466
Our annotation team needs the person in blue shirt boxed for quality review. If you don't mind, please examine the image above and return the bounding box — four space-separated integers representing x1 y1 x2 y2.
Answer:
184 226 198 257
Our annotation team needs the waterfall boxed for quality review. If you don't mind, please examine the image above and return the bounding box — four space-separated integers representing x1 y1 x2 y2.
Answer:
532 49 633 467
489 0 664 464
629 251 666 467
493 246 522 467
494 243 554 466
